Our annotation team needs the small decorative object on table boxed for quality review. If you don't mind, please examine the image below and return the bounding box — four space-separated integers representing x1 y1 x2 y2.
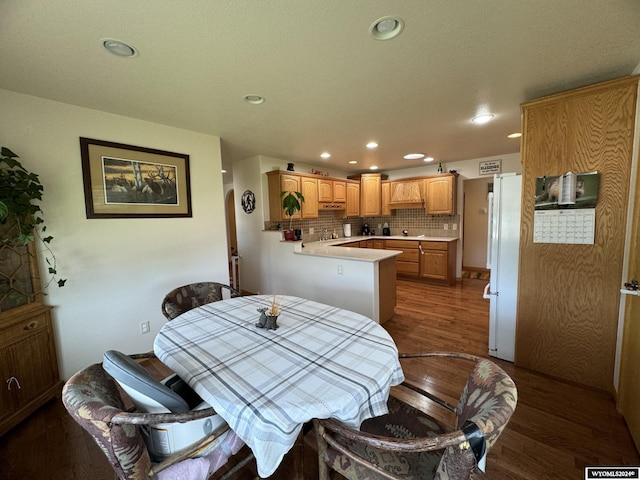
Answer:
256 295 281 330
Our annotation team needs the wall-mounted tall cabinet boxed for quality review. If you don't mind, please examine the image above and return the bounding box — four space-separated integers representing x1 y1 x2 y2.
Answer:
516 75 638 391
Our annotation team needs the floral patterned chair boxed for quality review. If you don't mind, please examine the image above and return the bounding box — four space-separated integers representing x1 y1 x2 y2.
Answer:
313 352 517 480
62 362 253 480
161 282 242 321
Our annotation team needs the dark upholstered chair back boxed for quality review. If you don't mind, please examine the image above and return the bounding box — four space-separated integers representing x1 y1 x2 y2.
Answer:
161 282 242 321
314 352 517 480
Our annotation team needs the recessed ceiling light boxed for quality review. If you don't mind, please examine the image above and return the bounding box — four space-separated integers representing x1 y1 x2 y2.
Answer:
472 114 494 124
243 94 265 105
102 38 138 57
221 169 227 174
369 165 379 170
320 152 331 159
366 142 379 149
369 16 404 41
507 132 522 138
424 156 435 162
404 153 424 160
348 160 358 164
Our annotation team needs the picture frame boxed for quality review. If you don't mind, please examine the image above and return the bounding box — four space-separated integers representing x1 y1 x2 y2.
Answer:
80 137 192 219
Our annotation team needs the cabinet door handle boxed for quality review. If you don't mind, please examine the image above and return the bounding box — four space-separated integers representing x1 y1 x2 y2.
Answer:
418 244 424 255
23 320 38 330
6 376 21 390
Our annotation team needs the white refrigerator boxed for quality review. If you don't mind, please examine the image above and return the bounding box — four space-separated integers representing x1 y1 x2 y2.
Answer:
483 173 522 362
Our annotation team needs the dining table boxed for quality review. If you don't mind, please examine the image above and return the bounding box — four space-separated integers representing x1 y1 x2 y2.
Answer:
153 294 404 479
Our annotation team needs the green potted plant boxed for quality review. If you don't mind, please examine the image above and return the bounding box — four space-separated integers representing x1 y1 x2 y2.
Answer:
280 190 304 241
0 147 65 304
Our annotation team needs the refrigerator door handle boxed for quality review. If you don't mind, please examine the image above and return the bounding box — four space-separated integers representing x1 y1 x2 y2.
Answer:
483 282 496 299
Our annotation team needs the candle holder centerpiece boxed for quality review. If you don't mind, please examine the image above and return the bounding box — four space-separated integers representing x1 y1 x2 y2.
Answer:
256 295 281 330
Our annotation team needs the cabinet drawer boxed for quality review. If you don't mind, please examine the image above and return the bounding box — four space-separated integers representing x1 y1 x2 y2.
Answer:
420 241 448 251
0 310 50 347
385 240 419 249
396 250 419 263
397 261 420 276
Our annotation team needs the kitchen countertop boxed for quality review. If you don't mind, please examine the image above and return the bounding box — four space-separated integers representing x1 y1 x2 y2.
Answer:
294 235 457 262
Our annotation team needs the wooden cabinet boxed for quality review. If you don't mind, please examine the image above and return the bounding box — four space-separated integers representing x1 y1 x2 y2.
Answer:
345 181 360 218
425 174 457 215
386 240 420 277
300 176 318 219
381 182 391 216
333 181 346 203
319 179 346 204
419 241 456 285
267 171 302 222
1 305 61 436
389 179 424 206
359 174 384 217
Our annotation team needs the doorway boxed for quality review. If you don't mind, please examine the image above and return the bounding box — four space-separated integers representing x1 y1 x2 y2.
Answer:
462 177 492 279
225 189 238 287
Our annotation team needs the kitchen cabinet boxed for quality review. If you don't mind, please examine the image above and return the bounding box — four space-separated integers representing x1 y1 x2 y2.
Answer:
358 174 386 217
425 174 457 215
300 176 319 219
419 241 456 285
318 179 346 203
381 182 392 216
388 179 424 207
267 171 302 222
345 181 360 217
385 240 420 277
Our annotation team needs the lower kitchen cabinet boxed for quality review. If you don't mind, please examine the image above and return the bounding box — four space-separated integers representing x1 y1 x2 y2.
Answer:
0 305 61 436
419 241 457 285
385 240 420 277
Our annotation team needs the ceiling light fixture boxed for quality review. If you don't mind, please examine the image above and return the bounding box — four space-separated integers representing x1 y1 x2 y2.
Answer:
369 165 379 170
221 169 227 174
404 153 425 160
507 132 522 138
472 114 494 124
320 152 331 159
424 156 435 162
369 16 404 41
366 142 379 149
348 160 358 165
102 38 138 58
243 94 265 105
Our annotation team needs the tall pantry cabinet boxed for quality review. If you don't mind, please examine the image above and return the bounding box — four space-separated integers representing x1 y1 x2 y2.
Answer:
516 75 638 391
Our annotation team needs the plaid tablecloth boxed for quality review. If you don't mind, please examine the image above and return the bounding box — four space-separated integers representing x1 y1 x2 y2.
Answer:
154 295 404 478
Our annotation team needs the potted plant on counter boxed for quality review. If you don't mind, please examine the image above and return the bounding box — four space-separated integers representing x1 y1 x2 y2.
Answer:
280 190 304 241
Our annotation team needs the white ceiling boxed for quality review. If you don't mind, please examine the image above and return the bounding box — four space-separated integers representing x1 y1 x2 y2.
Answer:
2 1 640 178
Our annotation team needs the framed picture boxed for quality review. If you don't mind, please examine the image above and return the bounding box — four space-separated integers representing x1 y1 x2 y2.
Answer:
80 137 192 218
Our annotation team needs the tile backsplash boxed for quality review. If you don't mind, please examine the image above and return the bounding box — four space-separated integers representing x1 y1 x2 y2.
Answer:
266 209 459 241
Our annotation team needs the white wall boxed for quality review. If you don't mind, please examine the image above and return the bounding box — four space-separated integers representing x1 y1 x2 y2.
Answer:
1 89 229 378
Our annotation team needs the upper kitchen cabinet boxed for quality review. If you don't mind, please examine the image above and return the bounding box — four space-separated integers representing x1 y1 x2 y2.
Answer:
381 182 392 216
349 173 388 217
425 174 457 215
318 178 346 203
267 170 317 221
300 176 319 219
345 180 360 217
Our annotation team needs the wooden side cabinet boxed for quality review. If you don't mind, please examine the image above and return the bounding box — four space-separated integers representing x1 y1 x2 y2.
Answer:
386 240 420 277
0 304 61 436
345 181 360 217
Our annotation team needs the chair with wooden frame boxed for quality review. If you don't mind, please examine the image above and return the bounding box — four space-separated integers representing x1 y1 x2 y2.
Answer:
161 282 242 321
62 361 254 480
313 352 517 480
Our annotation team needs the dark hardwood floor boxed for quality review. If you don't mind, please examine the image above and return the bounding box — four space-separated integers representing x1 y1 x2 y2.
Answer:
0 278 637 479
